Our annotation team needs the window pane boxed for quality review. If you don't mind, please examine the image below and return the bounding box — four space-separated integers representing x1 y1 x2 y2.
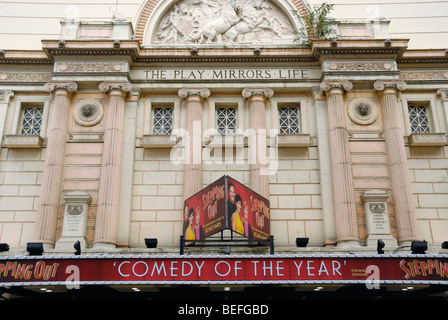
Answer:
21 107 43 135
279 107 300 134
217 107 236 135
153 107 173 135
408 105 430 134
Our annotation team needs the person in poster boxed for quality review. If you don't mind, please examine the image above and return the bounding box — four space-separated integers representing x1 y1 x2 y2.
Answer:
193 206 205 240
231 194 244 234
185 208 196 245
242 200 253 239
226 182 236 229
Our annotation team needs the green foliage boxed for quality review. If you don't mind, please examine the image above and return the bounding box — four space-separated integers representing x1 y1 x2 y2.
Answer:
295 2 338 46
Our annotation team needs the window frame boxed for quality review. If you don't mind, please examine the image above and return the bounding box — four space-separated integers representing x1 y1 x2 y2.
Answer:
10 95 50 137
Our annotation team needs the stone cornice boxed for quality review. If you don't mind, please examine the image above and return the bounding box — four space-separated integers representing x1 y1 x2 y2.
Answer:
0 39 447 66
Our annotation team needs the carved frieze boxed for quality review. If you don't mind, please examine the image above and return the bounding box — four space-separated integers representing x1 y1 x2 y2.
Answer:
151 0 298 45
57 62 125 72
0 72 52 82
400 70 448 80
328 62 394 72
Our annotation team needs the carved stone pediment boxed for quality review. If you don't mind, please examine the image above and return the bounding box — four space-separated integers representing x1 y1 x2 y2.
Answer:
149 0 300 46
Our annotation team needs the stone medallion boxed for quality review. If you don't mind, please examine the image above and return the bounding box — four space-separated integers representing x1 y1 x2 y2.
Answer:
73 99 104 126
348 99 378 125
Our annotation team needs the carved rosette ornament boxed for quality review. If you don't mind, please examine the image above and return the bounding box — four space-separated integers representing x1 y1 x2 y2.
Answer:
348 99 378 125
73 99 104 126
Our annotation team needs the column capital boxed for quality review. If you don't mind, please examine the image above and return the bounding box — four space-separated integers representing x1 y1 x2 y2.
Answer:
99 82 132 95
0 90 14 102
437 89 448 101
44 81 77 93
242 87 274 99
178 87 210 100
374 80 407 93
320 81 353 95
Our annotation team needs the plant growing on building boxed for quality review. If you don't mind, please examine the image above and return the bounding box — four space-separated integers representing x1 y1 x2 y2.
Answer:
295 2 338 46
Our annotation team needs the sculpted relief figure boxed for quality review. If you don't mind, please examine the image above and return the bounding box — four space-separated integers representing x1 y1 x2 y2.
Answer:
153 0 296 45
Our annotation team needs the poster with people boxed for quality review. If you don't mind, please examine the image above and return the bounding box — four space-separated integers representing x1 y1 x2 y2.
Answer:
183 175 270 245
226 176 270 241
183 176 227 244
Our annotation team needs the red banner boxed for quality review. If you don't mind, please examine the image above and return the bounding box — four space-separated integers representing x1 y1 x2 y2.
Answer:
1 255 447 286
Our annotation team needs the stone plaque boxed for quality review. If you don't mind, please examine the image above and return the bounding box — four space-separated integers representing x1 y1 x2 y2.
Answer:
55 191 91 251
361 190 397 248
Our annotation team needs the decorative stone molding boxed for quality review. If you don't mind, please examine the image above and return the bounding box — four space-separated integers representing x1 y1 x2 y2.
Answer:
373 80 407 92
57 62 125 72
178 87 211 99
0 72 52 82
242 87 274 99
3 134 43 148
73 99 104 126
409 132 447 146
347 98 378 125
44 81 78 93
437 89 448 100
99 82 132 94
0 90 14 102
400 71 448 80
320 81 353 94
328 62 393 71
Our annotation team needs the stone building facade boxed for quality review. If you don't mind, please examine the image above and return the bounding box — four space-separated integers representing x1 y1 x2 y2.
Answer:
0 0 447 299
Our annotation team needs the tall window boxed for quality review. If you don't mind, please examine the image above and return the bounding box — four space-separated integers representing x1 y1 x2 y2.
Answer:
408 104 430 133
216 107 236 135
21 107 43 135
153 107 173 135
279 106 300 134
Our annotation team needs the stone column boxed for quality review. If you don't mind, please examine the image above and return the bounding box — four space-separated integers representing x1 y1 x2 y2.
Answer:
242 87 273 199
320 81 359 246
178 88 210 201
93 82 132 249
375 81 419 245
437 89 448 127
33 82 77 248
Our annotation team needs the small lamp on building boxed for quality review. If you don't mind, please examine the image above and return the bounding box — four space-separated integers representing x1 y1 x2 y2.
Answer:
442 241 448 249
27 242 44 256
74 240 81 255
0 243 9 252
145 238 158 249
296 238 309 247
377 239 385 254
411 241 427 254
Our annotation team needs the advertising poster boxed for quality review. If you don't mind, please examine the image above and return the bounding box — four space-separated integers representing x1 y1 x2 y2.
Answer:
183 176 270 245
183 176 227 244
226 177 270 241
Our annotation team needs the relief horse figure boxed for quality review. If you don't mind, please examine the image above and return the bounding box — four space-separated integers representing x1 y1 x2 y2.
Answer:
200 0 242 43
224 0 286 43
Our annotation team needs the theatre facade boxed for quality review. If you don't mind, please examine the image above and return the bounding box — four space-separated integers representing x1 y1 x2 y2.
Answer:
0 0 447 299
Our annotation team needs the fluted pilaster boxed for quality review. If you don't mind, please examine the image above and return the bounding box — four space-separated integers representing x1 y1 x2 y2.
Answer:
93 82 132 248
178 88 210 200
320 81 359 245
375 81 418 244
33 82 77 247
242 87 273 199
